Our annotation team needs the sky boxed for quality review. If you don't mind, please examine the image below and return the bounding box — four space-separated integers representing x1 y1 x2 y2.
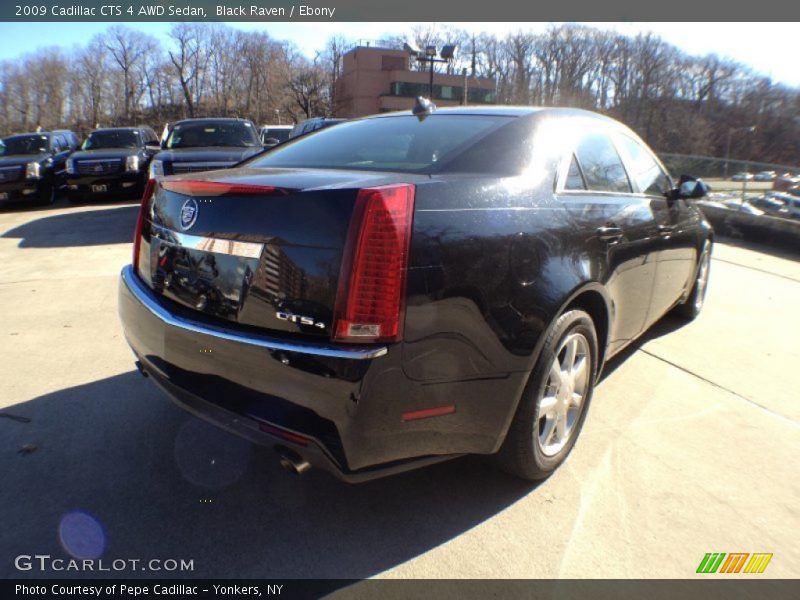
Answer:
0 21 797 87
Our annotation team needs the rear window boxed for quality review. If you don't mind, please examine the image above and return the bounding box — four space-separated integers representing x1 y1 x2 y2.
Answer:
247 114 518 174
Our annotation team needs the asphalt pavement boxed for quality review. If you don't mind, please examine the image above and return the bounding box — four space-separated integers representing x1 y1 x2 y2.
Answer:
1 198 798 579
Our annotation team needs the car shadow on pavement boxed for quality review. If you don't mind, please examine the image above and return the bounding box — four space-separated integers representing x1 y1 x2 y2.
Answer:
599 314 687 381
1 203 139 248
0 371 538 581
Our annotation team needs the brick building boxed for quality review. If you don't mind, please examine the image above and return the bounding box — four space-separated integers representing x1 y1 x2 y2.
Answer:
334 45 497 119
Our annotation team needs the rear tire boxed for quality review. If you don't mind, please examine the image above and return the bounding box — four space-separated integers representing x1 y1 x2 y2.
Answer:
494 309 598 481
673 239 712 321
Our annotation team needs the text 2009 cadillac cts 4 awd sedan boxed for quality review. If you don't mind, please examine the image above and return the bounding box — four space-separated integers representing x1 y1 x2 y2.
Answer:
118 106 713 482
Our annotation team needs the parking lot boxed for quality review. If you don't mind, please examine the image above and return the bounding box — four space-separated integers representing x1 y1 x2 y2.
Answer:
1 197 798 579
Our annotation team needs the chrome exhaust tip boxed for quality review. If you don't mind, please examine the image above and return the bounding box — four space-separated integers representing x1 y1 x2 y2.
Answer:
275 446 311 475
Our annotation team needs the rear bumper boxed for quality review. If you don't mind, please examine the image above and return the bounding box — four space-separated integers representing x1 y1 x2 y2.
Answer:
119 265 523 481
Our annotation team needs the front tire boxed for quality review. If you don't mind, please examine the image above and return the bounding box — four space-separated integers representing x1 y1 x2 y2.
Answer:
673 239 712 320
495 309 598 480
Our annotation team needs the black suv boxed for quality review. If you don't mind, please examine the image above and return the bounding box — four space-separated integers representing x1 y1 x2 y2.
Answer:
0 132 71 205
66 127 160 202
288 117 344 140
149 118 263 177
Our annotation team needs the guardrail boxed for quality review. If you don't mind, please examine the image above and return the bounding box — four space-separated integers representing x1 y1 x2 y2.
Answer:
695 202 800 252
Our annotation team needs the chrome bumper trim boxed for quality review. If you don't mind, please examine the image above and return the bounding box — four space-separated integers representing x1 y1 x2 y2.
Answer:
120 265 388 360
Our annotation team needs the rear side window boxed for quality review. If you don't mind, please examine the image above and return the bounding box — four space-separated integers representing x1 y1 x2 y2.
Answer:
564 155 586 190
574 133 631 193
248 114 516 174
617 135 671 196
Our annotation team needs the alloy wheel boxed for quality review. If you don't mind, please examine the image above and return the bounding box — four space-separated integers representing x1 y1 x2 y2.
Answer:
537 332 591 457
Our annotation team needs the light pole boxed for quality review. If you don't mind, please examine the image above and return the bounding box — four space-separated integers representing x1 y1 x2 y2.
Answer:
404 42 457 100
724 125 756 180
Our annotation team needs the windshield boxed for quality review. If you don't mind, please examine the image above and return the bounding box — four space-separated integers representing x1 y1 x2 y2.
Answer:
82 130 139 150
247 115 516 173
0 135 50 156
166 121 260 149
263 128 291 143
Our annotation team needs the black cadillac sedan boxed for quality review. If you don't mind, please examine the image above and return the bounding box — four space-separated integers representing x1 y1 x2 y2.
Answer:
66 127 160 202
0 132 71 205
149 118 264 177
119 106 713 482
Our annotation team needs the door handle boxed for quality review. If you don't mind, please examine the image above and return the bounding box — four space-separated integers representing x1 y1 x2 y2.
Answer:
658 224 675 236
597 224 623 242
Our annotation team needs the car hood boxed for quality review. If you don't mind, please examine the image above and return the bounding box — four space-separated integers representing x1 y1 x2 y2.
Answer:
70 148 140 160
0 153 49 166
153 147 262 163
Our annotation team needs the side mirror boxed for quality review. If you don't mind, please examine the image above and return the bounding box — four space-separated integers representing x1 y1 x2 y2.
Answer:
668 175 710 201
263 137 281 147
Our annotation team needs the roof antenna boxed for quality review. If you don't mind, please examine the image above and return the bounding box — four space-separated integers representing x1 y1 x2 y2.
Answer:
412 96 436 121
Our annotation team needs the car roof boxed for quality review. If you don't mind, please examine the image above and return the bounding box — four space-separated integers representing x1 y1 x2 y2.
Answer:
369 105 623 124
4 132 51 139
173 118 251 125
90 127 141 132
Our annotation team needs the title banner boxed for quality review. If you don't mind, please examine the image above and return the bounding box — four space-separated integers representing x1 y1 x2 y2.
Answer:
3 0 800 21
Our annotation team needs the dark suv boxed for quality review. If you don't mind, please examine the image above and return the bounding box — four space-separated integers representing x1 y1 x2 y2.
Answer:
0 132 71 205
149 118 263 177
288 117 344 140
66 127 160 202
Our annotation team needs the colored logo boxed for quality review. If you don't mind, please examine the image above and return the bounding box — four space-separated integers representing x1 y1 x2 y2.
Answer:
180 198 198 231
696 553 773 574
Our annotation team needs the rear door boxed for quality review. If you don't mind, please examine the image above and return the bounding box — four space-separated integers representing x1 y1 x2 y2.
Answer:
557 131 660 355
615 134 697 324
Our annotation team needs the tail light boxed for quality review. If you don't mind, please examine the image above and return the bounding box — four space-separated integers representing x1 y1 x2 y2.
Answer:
333 184 415 343
132 178 157 271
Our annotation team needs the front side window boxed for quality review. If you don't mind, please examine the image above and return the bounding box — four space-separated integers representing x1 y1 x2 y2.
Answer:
617 135 672 196
574 133 631 193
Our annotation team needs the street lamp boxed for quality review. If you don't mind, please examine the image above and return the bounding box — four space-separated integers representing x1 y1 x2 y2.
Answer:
405 42 457 99
724 125 756 180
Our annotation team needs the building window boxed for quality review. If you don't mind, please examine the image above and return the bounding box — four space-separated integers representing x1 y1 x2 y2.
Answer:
388 81 495 104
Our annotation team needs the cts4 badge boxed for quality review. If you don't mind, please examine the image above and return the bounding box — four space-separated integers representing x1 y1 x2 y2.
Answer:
276 311 326 329
180 198 198 230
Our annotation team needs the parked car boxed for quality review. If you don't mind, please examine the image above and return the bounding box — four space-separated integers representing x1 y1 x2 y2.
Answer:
753 170 777 182
721 198 764 215
288 117 345 139
52 129 81 152
772 174 800 191
750 194 791 216
66 127 160 202
731 172 754 182
149 118 263 177
0 131 71 205
119 106 713 483
259 125 293 147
